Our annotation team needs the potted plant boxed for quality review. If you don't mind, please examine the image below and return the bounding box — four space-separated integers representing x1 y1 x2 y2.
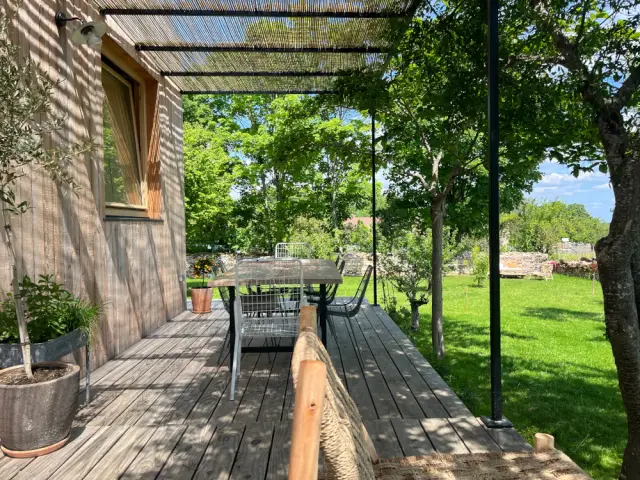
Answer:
191 256 214 313
0 6 92 457
0 275 101 457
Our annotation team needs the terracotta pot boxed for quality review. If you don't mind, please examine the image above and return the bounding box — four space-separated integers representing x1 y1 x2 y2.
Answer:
191 287 213 313
0 362 79 457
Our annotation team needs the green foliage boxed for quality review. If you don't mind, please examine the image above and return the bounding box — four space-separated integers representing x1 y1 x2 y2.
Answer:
471 246 489 287
502 200 609 253
0 275 101 344
381 230 433 309
287 217 337 259
345 220 373 254
192 257 215 288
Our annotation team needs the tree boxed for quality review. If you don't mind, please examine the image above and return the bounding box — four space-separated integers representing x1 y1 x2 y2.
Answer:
502 1 639 475
330 3 546 358
380 230 433 330
472 246 489 287
0 8 89 378
502 200 609 253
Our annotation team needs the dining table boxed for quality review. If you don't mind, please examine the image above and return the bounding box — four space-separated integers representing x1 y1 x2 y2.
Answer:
209 258 343 369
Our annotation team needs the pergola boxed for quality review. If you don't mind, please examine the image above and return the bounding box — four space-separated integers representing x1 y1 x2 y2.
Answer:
98 0 507 428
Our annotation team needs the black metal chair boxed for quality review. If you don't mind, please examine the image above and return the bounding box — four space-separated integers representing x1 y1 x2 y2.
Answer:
326 265 373 349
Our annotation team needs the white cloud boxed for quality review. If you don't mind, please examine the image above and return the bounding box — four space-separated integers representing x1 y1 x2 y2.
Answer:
539 171 595 185
533 186 560 193
593 182 611 190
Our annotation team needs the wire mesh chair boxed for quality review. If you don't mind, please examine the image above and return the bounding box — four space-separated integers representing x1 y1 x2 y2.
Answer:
274 242 313 259
230 258 307 400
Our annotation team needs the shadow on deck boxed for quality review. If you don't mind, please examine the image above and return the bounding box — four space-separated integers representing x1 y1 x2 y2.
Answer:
0 301 531 479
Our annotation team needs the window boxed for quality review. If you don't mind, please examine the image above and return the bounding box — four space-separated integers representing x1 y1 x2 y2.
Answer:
102 61 145 210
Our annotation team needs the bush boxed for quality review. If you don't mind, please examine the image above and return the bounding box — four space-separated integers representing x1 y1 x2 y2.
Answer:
471 246 489 287
0 275 101 344
288 217 338 259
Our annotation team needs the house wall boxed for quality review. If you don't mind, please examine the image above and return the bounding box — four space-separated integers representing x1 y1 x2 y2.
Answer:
0 1 187 370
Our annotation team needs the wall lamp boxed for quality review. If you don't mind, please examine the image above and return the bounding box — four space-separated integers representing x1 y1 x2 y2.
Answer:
55 12 106 47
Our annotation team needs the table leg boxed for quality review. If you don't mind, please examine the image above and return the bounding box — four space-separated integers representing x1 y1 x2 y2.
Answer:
229 286 236 371
319 284 327 346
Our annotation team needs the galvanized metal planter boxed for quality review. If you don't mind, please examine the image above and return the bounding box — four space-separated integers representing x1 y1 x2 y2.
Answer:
0 329 91 403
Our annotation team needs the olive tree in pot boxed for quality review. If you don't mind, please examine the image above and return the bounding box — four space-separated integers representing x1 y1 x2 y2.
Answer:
191 257 214 313
0 7 92 457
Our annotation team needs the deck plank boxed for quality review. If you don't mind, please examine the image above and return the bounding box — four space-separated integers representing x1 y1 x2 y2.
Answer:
392 418 435 456
235 348 277 423
84 426 156 479
229 422 275 480
266 421 293 480
361 306 449 418
449 417 502 453
156 424 217 479
331 316 379 420
371 305 473 417
193 423 245 480
257 351 292 423
364 419 403 459
13 427 102 480
420 418 469 454
49 426 128 480
354 310 425 419
120 425 187 480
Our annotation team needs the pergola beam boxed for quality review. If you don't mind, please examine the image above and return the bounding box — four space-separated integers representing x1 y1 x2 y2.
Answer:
163 71 350 77
137 45 388 53
180 90 338 94
101 8 405 18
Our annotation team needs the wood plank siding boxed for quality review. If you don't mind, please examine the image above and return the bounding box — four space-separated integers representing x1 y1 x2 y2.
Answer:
0 1 186 371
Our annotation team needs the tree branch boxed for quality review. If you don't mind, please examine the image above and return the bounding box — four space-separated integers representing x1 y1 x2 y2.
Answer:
614 64 640 109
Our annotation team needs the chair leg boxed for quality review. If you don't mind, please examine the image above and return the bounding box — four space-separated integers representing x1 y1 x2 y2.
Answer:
343 307 364 369
217 328 230 365
327 315 337 342
230 331 241 400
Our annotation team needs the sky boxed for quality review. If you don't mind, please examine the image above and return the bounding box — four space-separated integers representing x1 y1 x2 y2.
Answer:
527 160 614 222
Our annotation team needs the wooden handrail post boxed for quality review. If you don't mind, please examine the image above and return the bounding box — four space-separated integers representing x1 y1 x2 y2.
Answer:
300 305 317 334
289 360 326 480
534 433 555 452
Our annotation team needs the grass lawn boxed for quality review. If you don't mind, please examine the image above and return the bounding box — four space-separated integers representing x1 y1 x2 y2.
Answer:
381 275 623 480
191 273 623 478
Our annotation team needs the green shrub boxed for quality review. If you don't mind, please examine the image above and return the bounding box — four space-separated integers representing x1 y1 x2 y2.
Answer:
288 217 338 259
0 275 102 344
471 246 489 287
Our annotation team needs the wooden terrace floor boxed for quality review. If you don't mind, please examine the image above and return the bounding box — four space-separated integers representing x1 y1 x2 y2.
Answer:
0 301 531 479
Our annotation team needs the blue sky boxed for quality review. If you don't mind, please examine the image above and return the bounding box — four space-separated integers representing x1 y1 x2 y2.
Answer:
527 160 614 221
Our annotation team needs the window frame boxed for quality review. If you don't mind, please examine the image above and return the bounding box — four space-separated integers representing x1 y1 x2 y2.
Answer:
101 53 149 218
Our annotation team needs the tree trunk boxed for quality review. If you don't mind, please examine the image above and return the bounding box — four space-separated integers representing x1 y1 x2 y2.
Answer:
595 132 640 479
410 301 420 330
1 210 33 379
431 196 445 359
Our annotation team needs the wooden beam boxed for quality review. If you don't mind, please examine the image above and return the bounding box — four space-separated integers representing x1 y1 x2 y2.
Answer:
101 8 406 19
289 360 326 480
300 306 317 334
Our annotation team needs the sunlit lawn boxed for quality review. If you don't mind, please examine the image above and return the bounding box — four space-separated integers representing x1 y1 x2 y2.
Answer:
375 274 622 480
191 273 623 478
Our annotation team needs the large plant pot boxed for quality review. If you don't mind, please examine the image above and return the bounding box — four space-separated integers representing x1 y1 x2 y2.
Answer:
191 287 213 313
0 362 79 457
0 329 88 369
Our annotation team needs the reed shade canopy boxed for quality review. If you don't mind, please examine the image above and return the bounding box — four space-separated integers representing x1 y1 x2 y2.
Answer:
97 0 420 93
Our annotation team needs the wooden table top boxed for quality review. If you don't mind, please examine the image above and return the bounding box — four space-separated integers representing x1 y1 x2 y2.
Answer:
208 258 343 287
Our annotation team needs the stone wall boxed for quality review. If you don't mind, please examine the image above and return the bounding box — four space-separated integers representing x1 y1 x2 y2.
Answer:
556 259 599 280
500 252 550 271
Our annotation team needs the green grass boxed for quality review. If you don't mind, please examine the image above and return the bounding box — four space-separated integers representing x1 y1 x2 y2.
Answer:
192 273 623 478
381 275 622 480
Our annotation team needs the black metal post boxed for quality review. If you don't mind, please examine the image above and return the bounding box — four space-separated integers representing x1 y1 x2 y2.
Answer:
371 109 378 306
482 0 511 429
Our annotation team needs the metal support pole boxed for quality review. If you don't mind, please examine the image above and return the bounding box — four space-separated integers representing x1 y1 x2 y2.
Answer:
371 109 378 306
482 0 511 429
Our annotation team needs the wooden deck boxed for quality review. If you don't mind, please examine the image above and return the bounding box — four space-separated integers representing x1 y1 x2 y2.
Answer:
0 301 531 479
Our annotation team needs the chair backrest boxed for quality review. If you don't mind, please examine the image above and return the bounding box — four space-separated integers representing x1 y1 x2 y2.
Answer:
234 258 304 337
334 254 342 267
346 265 373 316
325 260 346 303
292 327 376 480
218 286 231 313
275 242 312 259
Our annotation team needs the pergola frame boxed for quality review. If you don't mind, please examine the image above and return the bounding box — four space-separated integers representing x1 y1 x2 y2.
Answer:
100 0 507 426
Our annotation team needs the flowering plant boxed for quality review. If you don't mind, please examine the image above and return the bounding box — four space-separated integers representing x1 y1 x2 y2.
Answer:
192 257 214 288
